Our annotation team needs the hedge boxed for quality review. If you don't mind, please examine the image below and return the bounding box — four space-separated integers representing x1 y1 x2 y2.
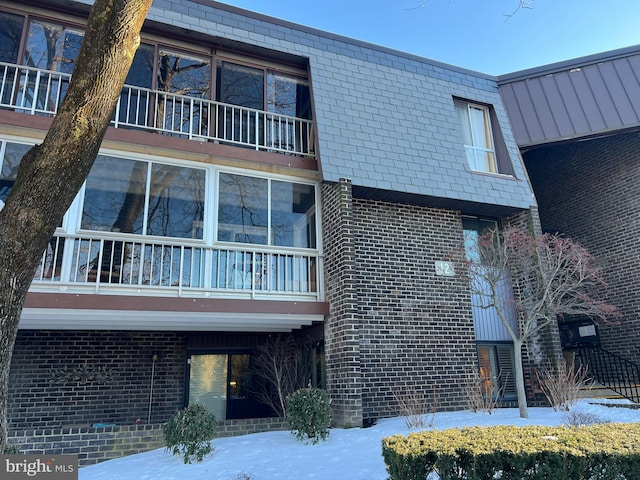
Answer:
382 423 640 480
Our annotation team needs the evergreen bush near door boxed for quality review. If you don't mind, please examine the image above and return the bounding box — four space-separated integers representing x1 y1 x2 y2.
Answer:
286 388 331 444
163 404 217 463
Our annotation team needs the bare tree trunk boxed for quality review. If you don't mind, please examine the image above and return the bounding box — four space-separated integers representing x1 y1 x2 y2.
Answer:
0 0 152 452
513 339 529 419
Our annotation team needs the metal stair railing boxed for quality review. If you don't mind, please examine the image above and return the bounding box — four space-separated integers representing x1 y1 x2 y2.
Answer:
575 345 640 403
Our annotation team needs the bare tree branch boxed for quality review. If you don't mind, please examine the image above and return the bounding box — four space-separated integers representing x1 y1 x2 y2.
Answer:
450 227 618 418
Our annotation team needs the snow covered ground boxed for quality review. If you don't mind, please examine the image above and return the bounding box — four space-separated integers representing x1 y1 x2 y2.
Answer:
79 399 640 480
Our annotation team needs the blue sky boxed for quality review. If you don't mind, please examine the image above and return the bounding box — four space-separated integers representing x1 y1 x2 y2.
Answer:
217 0 640 76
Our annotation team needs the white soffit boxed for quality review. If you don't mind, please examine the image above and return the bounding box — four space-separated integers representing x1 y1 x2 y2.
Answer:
19 308 320 332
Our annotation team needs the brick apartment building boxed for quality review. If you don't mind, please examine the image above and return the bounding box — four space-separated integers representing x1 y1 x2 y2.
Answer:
2 0 559 463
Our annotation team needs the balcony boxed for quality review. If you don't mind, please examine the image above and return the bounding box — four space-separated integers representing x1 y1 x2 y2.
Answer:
0 62 315 158
32 232 322 301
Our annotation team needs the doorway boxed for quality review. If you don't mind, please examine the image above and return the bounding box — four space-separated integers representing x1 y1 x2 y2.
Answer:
187 352 268 420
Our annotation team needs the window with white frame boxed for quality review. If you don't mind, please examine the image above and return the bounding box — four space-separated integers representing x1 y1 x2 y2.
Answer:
455 99 498 174
0 139 319 250
80 155 206 239
217 172 316 248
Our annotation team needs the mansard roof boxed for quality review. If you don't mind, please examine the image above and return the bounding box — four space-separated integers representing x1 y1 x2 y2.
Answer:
24 0 538 214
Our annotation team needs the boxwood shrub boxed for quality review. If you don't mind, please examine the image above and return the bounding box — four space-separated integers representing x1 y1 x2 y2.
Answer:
382 423 640 480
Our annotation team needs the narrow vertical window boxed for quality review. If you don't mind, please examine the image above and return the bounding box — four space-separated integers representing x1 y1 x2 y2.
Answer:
23 20 84 72
0 11 24 63
0 141 31 205
455 100 497 173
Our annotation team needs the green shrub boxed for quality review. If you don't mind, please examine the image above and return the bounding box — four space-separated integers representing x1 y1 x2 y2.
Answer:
2 444 19 454
286 387 331 444
163 404 217 463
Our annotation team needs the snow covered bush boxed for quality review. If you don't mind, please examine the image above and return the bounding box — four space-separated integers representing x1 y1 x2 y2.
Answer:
286 387 331 444
163 404 217 463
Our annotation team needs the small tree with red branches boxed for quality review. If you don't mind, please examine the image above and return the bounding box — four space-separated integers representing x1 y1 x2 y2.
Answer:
454 226 618 418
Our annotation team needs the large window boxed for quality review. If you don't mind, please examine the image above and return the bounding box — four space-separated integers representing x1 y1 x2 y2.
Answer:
0 139 318 247
81 155 206 239
217 172 316 248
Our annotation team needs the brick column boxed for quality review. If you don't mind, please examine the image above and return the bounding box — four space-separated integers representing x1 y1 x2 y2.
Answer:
321 179 363 427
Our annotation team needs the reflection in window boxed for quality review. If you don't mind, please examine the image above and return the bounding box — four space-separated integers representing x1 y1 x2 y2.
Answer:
81 155 205 239
82 156 147 234
20 19 83 112
267 73 311 119
216 62 263 109
217 172 316 248
157 50 210 136
126 43 154 88
271 181 316 248
477 344 516 399
158 49 210 97
23 20 83 72
118 43 154 127
0 11 23 63
217 173 268 244
462 216 498 263
147 164 205 239
0 141 31 204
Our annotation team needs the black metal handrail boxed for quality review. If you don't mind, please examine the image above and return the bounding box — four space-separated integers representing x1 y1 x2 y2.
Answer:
575 345 640 403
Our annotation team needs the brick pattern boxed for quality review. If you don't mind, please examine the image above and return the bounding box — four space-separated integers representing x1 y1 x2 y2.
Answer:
8 331 186 430
8 417 289 466
525 131 640 364
321 179 363 427
9 424 165 466
351 198 478 419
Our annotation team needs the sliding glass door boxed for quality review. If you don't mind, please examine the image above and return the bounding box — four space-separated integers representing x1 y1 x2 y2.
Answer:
187 353 267 420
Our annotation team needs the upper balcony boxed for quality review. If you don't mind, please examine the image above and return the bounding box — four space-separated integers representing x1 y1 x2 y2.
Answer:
0 62 323 308
0 61 315 158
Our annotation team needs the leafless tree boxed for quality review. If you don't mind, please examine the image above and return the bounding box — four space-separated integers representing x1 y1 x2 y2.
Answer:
452 227 617 418
251 335 308 417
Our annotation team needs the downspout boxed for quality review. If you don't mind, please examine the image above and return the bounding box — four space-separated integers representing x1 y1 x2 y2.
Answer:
148 352 158 424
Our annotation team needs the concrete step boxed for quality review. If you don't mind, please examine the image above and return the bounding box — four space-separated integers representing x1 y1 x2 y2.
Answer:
579 384 624 400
